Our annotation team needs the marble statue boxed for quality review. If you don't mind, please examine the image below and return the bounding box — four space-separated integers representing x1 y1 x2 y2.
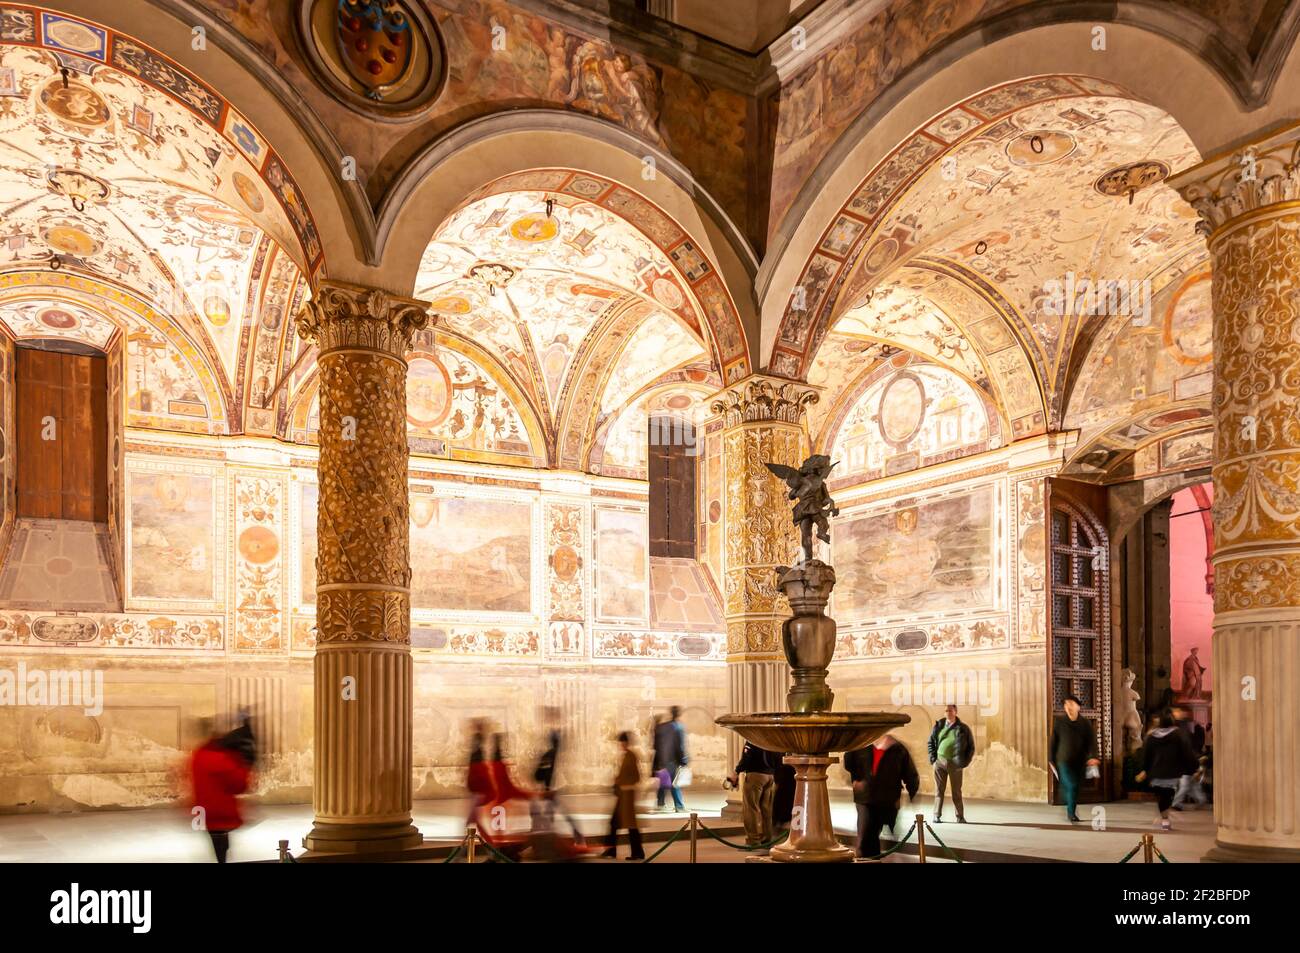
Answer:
1181 646 1206 699
1117 667 1143 751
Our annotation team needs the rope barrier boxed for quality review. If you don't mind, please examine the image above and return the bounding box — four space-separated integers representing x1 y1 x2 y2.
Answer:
473 831 522 863
923 823 964 863
866 821 917 859
639 821 692 863
695 821 790 851
1117 842 1142 863
1152 843 1172 864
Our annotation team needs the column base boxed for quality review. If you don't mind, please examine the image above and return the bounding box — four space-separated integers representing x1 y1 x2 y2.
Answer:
303 819 423 854
1203 839 1300 863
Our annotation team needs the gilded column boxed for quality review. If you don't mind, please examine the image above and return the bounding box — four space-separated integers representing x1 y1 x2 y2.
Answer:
296 280 431 853
1171 127 1300 861
711 376 818 774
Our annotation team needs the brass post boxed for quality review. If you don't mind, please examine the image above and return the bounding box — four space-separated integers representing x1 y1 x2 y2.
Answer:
916 813 927 863
1143 833 1154 863
690 812 698 863
467 824 477 864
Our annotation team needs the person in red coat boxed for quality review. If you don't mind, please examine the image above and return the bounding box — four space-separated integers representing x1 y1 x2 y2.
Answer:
191 733 252 863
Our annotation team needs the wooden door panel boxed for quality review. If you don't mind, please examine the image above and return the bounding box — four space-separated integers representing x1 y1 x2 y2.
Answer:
17 348 62 518
16 346 107 522
1048 479 1112 803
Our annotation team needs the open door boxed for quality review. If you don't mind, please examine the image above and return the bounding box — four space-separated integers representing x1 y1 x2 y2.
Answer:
1047 478 1111 804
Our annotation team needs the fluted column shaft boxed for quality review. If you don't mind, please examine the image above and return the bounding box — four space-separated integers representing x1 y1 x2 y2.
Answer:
1172 128 1300 860
296 280 431 853
711 376 816 776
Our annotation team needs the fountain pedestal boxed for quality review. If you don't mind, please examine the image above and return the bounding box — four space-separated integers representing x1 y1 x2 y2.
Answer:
716 559 909 863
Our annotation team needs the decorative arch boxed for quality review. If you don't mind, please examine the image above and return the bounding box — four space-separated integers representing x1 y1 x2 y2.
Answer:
284 328 549 469
377 112 757 378
818 356 1002 487
0 271 231 430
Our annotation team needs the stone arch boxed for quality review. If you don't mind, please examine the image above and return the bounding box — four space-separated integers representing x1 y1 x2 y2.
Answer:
48 0 369 283
759 17 1300 380
0 272 231 430
376 111 757 379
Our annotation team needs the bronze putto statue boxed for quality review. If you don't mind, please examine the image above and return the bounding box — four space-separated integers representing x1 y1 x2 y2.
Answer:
766 454 840 563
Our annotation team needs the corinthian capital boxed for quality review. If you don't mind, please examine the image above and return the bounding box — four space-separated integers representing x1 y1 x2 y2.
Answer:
296 279 433 357
710 374 819 428
1169 126 1300 237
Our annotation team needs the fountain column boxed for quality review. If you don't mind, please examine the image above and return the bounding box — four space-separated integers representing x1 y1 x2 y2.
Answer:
710 376 818 775
1171 128 1300 861
295 280 431 853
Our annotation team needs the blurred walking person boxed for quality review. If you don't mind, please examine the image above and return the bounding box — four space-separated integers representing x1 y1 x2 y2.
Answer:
1170 705 1208 810
843 732 919 858
1049 695 1100 823
1136 711 1199 830
727 740 777 848
602 731 645 860
652 706 689 813
190 718 253 863
532 727 585 846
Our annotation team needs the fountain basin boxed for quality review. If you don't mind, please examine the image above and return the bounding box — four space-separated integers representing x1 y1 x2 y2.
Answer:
716 711 910 755
716 711 910 862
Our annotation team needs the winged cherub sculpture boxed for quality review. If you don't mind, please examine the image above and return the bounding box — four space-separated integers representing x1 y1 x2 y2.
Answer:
766 454 840 563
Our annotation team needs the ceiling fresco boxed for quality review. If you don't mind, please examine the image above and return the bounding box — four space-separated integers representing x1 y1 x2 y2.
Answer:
414 184 723 468
788 79 1211 485
0 34 315 436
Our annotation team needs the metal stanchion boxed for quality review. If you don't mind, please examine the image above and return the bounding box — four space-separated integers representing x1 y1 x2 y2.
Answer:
1142 832 1154 864
689 812 698 864
467 824 478 864
278 839 292 862
915 813 927 863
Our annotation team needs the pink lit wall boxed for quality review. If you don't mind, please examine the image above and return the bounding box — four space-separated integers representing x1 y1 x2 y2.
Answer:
1169 483 1214 695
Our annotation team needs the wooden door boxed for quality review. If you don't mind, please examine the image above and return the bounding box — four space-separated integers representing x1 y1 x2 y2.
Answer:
16 345 108 521
648 414 696 558
1047 479 1111 803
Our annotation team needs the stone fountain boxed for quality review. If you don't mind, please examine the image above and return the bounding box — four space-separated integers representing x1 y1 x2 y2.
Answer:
716 455 909 863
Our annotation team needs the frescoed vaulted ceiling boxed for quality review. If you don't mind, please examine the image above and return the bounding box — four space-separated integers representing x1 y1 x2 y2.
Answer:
0 35 314 436
796 81 1213 483
414 184 721 468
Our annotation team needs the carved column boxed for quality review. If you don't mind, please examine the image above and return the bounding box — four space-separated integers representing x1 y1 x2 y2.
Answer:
1171 130 1300 861
711 376 817 782
295 280 431 853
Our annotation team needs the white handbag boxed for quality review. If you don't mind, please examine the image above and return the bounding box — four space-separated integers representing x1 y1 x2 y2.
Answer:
675 767 693 788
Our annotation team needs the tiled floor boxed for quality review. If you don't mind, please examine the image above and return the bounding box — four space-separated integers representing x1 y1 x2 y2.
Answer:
0 792 1215 863
0 519 117 611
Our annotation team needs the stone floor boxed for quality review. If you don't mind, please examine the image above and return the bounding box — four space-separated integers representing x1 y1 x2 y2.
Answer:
0 792 1215 863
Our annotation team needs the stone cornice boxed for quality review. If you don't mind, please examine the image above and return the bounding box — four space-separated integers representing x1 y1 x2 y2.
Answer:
1168 122 1300 237
295 280 433 358
710 374 819 427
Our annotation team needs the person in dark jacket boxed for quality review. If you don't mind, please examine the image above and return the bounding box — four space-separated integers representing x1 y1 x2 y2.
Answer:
531 728 585 846
1137 711 1200 830
842 733 920 858
651 706 688 812
1049 695 1100 823
927 704 975 823
727 741 778 847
